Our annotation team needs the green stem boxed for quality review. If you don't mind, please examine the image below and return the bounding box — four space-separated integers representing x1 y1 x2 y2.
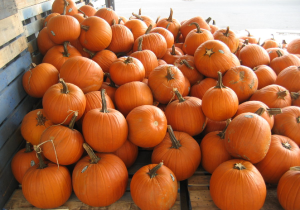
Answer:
83 143 100 164
62 42 70 57
215 72 225 89
148 162 163 178
68 111 78 130
59 78 69 94
173 88 185 103
168 125 182 148
189 22 202 33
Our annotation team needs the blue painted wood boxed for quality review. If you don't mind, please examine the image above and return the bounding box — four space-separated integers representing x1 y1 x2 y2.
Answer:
0 0 17 20
19 0 53 21
0 50 31 93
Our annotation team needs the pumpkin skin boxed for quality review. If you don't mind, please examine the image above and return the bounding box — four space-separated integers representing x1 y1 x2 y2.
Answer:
11 142 39 184
44 13 60 27
190 78 217 100
100 74 118 103
239 30 258 44
111 140 138 168
239 44 270 68
223 65 258 103
180 16 210 39
255 135 300 184
150 27 174 48
52 0 78 15
261 38 279 50
37 27 56 55
130 12 156 27
161 45 183 64
269 50 300 75
277 167 300 210
73 144 128 207
124 19 148 41
203 118 227 135
287 38 300 54
130 162 178 210
126 105 167 148
272 106 300 146
84 90 115 115
182 76 190 97
94 7 119 26
69 39 90 58
60 56 104 93
210 159 266 210
79 5 96 16
152 126 201 181
253 65 277 89
21 109 54 146
42 79 86 125
158 59 167 66
225 112 271 164
73 13 86 24
266 48 288 61
114 81 153 116
22 63 59 98
213 26 240 53
90 49 117 73
156 8 181 39
276 66 300 92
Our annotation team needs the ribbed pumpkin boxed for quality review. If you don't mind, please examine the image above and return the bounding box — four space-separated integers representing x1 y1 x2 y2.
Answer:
210 159 266 210
42 79 86 125
131 37 158 78
69 39 90 58
79 16 112 51
158 59 167 66
184 22 213 56
225 110 272 163
202 72 239 121
73 143 128 207
194 40 237 79
208 19 219 34
152 125 201 181
21 109 53 146
131 11 156 27
266 48 288 61
94 7 118 25
11 142 39 184
273 106 300 146
100 73 118 103
276 66 300 92
82 90 128 152
239 44 270 68
223 65 258 103
109 56 145 86
22 149 72 209
201 120 232 174
130 162 178 210
84 90 115 115
255 135 300 184
124 19 148 41
287 38 300 54
182 76 190 97
114 81 153 116
250 84 292 108
22 63 59 98
37 27 55 55
86 49 117 73
156 8 181 39
148 65 185 104
269 50 300 75
43 13 60 27
162 45 183 64
180 16 210 39
79 5 96 16
43 42 81 71
111 140 138 168
261 35 278 49
213 26 239 53
126 105 167 148
253 65 277 89
239 30 259 44
190 78 217 100
150 26 174 48
72 13 86 24
59 56 104 93
277 166 300 210
52 0 78 15
203 118 227 135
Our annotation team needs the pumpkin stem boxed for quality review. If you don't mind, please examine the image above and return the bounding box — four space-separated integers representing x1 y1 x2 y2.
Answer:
217 119 231 139
124 56 133 64
132 13 143 20
213 20 216 25
276 50 283 57
257 38 261 45
81 25 90 31
253 66 259 71
148 162 163 178
180 59 194 69
167 8 173 22
277 90 287 99
168 125 182 149
59 78 69 94
234 163 246 170
25 141 32 153
189 22 202 33
166 23 171 29
83 143 101 164
223 26 230 37
297 116 300 123
68 111 78 130
204 48 215 57
78 9 87 18
112 19 116 25
139 8 141 15
173 88 185 103
175 30 181 43
100 89 109 113
205 17 211 24
34 146 48 169
255 107 266 116
291 92 300 100
36 111 47 126
83 48 95 58
62 0 69 15
145 24 152 34
266 108 282 116
245 29 251 37
290 166 300 171
166 66 175 81
215 72 226 89
271 34 275 40
155 16 160 24
105 73 117 88
118 18 123 24
282 142 292 150
171 45 176 55
62 42 70 57
31 63 36 68
137 37 143 51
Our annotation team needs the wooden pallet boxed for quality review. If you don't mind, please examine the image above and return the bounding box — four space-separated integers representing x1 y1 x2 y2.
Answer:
187 167 284 210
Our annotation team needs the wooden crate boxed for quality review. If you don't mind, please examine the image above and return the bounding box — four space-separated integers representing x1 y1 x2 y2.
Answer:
187 167 284 210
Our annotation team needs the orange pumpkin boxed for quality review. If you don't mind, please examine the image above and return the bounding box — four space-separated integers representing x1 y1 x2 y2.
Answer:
131 11 156 27
150 26 174 48
37 27 56 55
266 48 288 61
100 73 118 103
239 44 270 68
52 0 78 15
43 13 60 27
213 26 240 53
79 5 96 16
287 38 300 54
239 30 259 44
180 16 210 39
162 45 183 64
276 66 300 92
269 50 300 75
203 118 227 135
88 49 117 73
156 8 181 39
94 7 119 25
253 65 277 89
124 19 148 41
111 140 138 168
190 78 217 100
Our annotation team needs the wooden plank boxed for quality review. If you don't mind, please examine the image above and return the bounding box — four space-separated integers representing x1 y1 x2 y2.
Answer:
18 0 53 21
27 39 38 53
0 36 28 69
15 0 50 10
188 176 211 188
0 14 24 46
0 0 17 20
0 50 31 93
24 19 43 38
76 2 85 8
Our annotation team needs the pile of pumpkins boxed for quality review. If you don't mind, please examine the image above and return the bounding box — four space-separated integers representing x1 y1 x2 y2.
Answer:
10 0 300 209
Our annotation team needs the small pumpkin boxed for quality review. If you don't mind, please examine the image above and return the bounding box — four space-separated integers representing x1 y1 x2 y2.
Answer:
239 44 270 68
124 19 148 41
276 66 300 92
190 78 217 100
213 26 240 53
162 45 183 64
85 49 117 73
253 65 277 89
79 5 96 16
111 140 138 168
287 38 300 54
94 7 118 25
156 8 181 39
52 0 78 15
261 34 279 49
269 50 300 75
37 27 56 55
150 26 174 48
266 48 288 61
180 16 210 39
239 30 259 44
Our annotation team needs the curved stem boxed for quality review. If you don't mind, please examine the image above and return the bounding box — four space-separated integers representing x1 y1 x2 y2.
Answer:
223 26 230 37
36 111 47 126
245 29 251 37
282 142 291 150
105 73 117 88
124 56 133 64
83 48 95 58
205 17 211 24
173 88 185 103
59 78 69 94
215 72 226 89
63 0 69 15
132 13 143 20
166 66 175 81
266 108 282 116
34 146 47 169
297 116 300 123
62 42 70 57
118 18 123 24
168 125 182 148
234 163 246 170
148 162 163 178
217 119 231 139
171 45 176 55
68 111 78 130
276 50 283 57
277 90 287 98
291 92 300 100
175 30 181 43
100 89 109 113
181 59 194 69
25 141 32 153
139 8 141 15
213 20 216 25
189 22 202 33
255 107 265 116
83 143 100 164
78 9 87 18
31 63 36 68
137 37 143 51
111 19 116 25
155 16 160 24
145 24 152 34
81 25 90 31
167 8 173 22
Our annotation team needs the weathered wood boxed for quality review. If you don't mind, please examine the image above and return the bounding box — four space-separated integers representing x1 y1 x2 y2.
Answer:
27 39 38 53
0 14 24 46
18 0 53 21
0 0 18 20
15 0 51 10
0 36 28 69
188 175 210 188
24 19 44 38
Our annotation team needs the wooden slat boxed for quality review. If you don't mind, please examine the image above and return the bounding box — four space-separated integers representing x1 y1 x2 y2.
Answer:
27 39 38 53
0 36 28 69
76 2 85 8
0 0 18 20
0 14 24 46
0 50 31 93
24 19 43 37
18 0 53 21
15 0 50 10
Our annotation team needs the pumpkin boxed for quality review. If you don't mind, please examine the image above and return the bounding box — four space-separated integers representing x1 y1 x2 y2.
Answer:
235 39 249 58
114 81 153 116
69 39 90 58
255 135 300 184
86 49 117 73
201 119 232 174
111 140 138 168
84 90 115 115
131 11 156 27
210 159 266 210
203 118 227 135
37 27 56 55
82 90 128 152
100 73 118 103
52 0 78 15
22 63 59 98
269 50 300 75
208 19 219 34
202 72 239 121
42 79 86 125
124 19 148 41
150 26 174 48
156 8 181 39
272 106 300 146
253 65 277 89
190 78 217 100
261 34 279 49
287 38 300 54
80 16 112 52
250 84 292 108
276 66 300 92
148 65 185 104
72 13 86 24
118 16 128 24
239 44 270 68
239 30 259 44
222 65 258 103
109 56 145 86
213 26 239 53
73 143 128 207
11 142 39 184
59 56 104 93
79 5 96 16
291 91 300 107
22 148 72 209
162 45 183 64
152 125 201 181
21 109 53 145
43 13 60 27
282 40 288 49
182 76 190 97
158 59 167 66
126 105 167 148
266 48 288 61
225 109 272 163
94 7 118 25
180 16 210 39
277 166 300 210
131 162 178 210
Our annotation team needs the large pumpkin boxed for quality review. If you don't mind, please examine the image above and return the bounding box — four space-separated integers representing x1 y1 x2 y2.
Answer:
253 65 277 89
276 66 300 92
124 19 148 41
269 50 300 75
94 7 119 26
239 44 270 68
213 26 239 53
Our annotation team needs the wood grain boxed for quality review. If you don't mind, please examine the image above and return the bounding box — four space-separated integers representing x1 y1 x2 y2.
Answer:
0 14 24 46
